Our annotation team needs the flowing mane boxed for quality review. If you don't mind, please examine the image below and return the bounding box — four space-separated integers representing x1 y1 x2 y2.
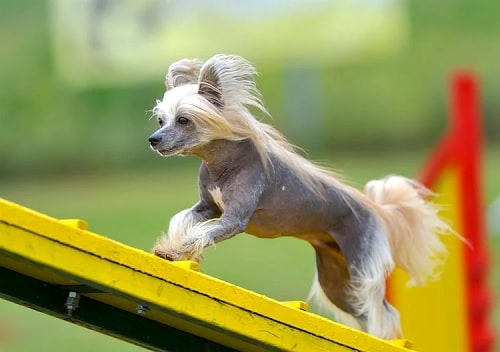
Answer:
161 54 359 198
226 101 351 198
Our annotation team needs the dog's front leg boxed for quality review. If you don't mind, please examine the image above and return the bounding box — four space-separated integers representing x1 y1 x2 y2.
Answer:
153 199 219 261
157 172 264 262
178 210 250 261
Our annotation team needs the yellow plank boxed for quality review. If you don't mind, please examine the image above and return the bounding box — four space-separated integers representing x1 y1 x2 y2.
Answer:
0 198 414 352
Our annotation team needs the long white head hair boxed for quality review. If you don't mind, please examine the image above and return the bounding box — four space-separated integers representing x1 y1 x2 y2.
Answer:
155 54 356 198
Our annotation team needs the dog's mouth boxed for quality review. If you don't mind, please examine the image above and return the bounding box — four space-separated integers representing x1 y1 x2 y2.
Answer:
151 141 194 157
157 148 175 156
154 146 184 157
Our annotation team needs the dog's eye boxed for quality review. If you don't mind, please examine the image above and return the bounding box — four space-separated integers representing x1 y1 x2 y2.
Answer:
177 116 189 125
157 117 164 127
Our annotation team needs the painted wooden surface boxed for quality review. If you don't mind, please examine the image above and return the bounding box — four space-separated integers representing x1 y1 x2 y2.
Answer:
0 198 413 352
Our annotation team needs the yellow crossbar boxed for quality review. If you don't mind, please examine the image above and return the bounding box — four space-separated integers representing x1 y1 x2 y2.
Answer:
0 198 415 352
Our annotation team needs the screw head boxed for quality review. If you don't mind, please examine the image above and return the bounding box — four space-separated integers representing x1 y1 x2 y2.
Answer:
136 304 150 315
64 291 80 317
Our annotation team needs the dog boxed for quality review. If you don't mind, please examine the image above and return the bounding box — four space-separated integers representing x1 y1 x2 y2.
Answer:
147 54 452 339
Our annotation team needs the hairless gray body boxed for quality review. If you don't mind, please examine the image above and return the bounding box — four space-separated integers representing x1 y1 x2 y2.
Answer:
154 136 382 327
148 54 450 339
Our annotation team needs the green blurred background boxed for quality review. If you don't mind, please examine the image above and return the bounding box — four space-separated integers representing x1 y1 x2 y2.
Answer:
0 0 498 351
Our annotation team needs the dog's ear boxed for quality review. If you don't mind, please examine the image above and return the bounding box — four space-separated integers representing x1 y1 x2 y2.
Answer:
166 59 202 90
198 54 260 111
198 58 224 109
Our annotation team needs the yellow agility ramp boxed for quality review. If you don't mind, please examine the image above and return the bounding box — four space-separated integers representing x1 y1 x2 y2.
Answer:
0 198 413 352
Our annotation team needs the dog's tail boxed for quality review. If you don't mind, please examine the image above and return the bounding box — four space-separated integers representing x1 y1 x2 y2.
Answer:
364 175 454 286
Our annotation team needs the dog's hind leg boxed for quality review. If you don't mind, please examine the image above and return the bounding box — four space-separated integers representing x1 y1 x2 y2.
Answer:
333 215 401 339
310 212 401 339
308 239 363 331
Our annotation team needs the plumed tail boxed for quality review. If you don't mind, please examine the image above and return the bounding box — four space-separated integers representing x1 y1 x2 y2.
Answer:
364 175 454 286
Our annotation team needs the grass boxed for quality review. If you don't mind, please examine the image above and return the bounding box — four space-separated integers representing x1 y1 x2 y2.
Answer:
0 148 499 351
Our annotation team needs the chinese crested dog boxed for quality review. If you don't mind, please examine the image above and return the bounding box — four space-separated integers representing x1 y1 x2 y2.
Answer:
148 54 451 339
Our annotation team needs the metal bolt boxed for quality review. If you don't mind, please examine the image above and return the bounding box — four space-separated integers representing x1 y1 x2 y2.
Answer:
136 304 150 315
64 291 80 317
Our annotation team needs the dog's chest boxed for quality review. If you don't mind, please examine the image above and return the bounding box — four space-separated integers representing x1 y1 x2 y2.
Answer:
208 186 226 211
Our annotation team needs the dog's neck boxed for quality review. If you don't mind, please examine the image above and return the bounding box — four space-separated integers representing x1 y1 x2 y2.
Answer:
192 139 260 181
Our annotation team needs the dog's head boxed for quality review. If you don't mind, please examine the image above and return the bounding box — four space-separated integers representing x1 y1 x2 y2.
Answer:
148 54 265 157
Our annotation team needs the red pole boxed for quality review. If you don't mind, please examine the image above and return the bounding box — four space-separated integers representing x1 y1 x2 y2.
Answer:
452 72 495 352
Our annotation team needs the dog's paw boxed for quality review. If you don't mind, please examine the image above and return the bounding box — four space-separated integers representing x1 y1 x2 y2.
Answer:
153 247 178 261
152 240 202 262
152 235 181 261
153 247 202 263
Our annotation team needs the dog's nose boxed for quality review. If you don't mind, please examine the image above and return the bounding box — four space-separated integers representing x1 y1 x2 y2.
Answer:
148 135 161 147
